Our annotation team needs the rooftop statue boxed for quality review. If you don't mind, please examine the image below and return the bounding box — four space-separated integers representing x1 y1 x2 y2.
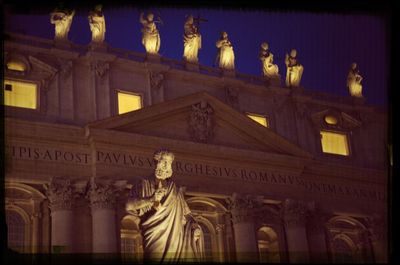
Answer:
259 42 279 78
88 5 106 43
183 15 203 63
215 31 235 70
50 7 75 41
126 149 205 263
140 12 161 54
285 49 304 87
347 62 363 97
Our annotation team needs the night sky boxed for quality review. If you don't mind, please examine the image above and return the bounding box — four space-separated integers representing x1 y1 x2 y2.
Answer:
4 3 390 106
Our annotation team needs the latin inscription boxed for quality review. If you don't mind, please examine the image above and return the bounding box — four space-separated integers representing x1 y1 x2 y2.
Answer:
7 145 386 202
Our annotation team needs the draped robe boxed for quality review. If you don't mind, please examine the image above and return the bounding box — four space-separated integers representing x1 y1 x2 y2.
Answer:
132 178 205 263
183 24 201 63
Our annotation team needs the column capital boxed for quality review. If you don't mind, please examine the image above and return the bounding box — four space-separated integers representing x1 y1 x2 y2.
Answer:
216 223 225 234
306 206 329 234
282 198 308 227
365 214 387 241
87 179 121 210
45 176 74 211
226 193 257 224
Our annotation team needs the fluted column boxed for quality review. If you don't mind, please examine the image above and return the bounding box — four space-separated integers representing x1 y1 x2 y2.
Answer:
88 179 118 253
46 177 74 253
31 212 41 253
228 194 258 263
216 224 226 262
367 215 387 263
283 199 309 263
306 208 329 263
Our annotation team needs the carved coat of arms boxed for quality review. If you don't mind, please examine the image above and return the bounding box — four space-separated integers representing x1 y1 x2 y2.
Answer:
188 101 214 143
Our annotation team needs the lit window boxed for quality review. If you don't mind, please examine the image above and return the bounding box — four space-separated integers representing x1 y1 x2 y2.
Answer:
118 91 142 114
325 115 338 125
247 113 268 127
4 79 37 109
7 61 27 72
320 131 349 156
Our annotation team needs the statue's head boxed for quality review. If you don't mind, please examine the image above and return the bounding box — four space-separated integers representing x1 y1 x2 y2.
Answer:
221 31 228 39
351 62 357 70
261 42 269 50
147 13 154 21
95 4 102 12
290 49 297 58
154 148 175 180
186 15 194 24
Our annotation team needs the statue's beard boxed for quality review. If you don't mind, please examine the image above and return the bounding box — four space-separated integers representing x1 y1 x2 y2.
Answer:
155 168 172 179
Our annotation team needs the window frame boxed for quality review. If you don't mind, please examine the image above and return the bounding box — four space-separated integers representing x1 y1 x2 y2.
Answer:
319 129 352 157
3 78 40 112
246 112 269 128
115 89 144 115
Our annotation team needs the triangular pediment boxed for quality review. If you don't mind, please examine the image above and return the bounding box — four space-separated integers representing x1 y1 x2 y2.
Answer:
88 92 313 158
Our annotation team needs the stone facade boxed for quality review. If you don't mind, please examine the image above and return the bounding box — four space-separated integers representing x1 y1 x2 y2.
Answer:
4 32 388 263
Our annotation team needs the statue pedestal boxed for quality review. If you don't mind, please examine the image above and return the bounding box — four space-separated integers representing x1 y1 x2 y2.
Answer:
353 96 366 105
269 76 281 87
222 69 236 77
89 42 108 52
146 53 161 63
185 62 199 72
53 40 72 49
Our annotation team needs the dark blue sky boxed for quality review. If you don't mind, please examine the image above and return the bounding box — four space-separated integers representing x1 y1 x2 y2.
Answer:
5 6 389 106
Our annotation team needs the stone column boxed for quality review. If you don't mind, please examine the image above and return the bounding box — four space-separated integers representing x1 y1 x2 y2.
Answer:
88 179 118 253
90 60 110 120
306 209 329 263
149 71 165 104
216 224 226 262
367 215 387 263
283 199 310 263
31 212 41 253
228 194 258 263
46 177 74 253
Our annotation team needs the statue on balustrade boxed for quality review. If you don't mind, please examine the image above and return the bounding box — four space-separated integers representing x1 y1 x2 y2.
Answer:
140 12 161 54
88 5 106 43
126 149 205 263
285 49 304 87
215 31 235 70
347 62 363 97
259 42 279 78
50 7 75 41
183 15 204 63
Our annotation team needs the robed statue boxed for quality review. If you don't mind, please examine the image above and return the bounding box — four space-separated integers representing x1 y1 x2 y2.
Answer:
126 149 205 263
259 42 279 78
183 15 203 63
347 62 363 97
50 7 75 41
285 49 304 87
140 12 161 54
215 31 235 70
88 5 106 43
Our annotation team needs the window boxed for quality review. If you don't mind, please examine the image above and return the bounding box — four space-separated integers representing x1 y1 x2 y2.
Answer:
320 131 350 156
121 236 136 254
117 91 142 114
332 238 355 263
4 79 37 109
6 210 25 252
324 115 338 125
257 227 280 263
247 113 268 127
198 223 213 262
120 216 143 261
7 61 27 72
